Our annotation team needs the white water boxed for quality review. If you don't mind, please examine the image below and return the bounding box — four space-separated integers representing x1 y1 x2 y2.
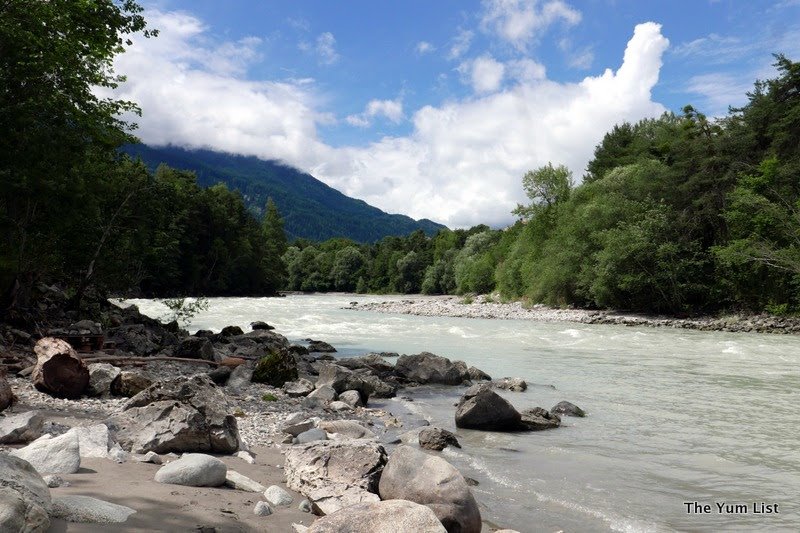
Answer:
129 294 800 532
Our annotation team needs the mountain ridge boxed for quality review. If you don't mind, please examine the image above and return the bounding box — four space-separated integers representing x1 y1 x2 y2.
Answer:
124 144 445 243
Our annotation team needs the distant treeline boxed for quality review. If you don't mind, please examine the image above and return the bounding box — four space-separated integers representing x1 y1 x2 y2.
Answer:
287 56 800 315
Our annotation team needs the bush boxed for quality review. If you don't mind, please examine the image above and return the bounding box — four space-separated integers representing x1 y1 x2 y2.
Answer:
252 348 298 387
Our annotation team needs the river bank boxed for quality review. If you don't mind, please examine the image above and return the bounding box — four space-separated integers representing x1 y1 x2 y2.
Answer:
345 294 800 334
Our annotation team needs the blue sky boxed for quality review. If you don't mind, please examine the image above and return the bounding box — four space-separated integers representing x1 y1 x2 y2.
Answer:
111 1 800 228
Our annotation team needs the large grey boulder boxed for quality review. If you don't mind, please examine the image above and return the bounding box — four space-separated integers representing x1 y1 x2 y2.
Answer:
492 377 527 392
318 420 375 440
284 378 315 397
174 337 215 361
338 390 364 408
307 500 447 533
466 366 491 381
551 400 586 417
379 446 481 533
393 352 468 385
0 411 44 444
418 428 461 451
11 431 81 474
284 440 387 515
113 374 240 454
306 385 337 403
87 363 122 397
315 364 374 403
51 495 136 523
296 428 328 444
225 365 253 395
0 453 52 533
264 485 293 507
518 407 561 430
454 384 521 431
154 453 227 487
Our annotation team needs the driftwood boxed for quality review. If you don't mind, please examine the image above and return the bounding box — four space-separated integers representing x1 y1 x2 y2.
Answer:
79 355 219 367
0 367 13 412
32 337 90 399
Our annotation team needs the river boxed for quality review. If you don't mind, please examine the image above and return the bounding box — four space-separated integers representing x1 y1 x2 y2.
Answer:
127 294 800 532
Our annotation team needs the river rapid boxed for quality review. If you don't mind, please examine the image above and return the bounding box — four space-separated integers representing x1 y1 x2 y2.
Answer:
128 294 800 532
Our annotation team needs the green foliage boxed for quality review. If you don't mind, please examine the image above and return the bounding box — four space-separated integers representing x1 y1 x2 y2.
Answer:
252 349 298 387
158 297 209 327
512 163 574 221
262 393 278 402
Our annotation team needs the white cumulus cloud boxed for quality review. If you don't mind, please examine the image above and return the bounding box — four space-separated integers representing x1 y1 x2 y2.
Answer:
300 31 339 65
481 0 581 51
346 98 405 127
106 11 670 229
459 55 506 93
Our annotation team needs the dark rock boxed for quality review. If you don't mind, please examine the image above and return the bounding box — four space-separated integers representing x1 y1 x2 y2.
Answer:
175 337 215 361
207 366 232 385
111 371 153 398
551 400 586 417
194 330 214 338
337 354 394 378
307 339 336 353
454 384 521 431
251 348 298 387
107 324 175 356
68 319 102 335
289 344 309 356
518 407 561 430
393 352 468 385
466 366 491 381
220 325 244 337
250 321 274 331
418 428 461 451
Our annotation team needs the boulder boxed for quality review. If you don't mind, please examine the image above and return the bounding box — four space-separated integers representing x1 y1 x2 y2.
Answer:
250 321 274 331
393 353 467 385
316 364 373 402
337 354 394 377
31 337 89 399
87 363 122 397
551 400 586 417
284 440 387 515
359 374 398 398
154 453 227 487
418 428 461 451
454 384 521 431
282 416 315 437
0 410 44 444
328 401 354 412
10 431 81 474
518 407 561 430
226 364 253 395
318 420 374 440
51 495 136 523
466 366 491 382
379 445 481 533
64 424 110 458
253 501 273 516
307 340 336 353
339 390 364 408
107 324 175 356
220 325 244 337
252 348 298 387
306 385 337 403
110 371 152 398
264 485 294 507
296 428 328 444
0 453 52 532
113 375 240 454
225 470 266 492
307 500 447 533
68 319 103 335
492 377 527 392
283 378 315 397
174 337 215 361
207 366 232 385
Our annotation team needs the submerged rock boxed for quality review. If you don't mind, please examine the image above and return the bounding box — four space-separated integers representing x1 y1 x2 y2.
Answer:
551 400 586 417
393 352 468 385
492 377 527 392
518 408 561 430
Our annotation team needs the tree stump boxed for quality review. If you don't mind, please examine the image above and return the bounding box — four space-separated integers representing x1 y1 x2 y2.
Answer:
31 337 89 398
0 368 13 412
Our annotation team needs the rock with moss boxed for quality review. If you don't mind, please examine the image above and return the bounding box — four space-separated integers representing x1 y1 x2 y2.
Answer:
252 348 298 387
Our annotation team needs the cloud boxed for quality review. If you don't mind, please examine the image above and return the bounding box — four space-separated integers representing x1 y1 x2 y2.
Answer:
459 55 506 93
300 32 339 65
346 98 405 127
685 73 752 116
107 11 669 229
481 0 581 51
416 41 435 54
558 38 594 69
448 29 474 59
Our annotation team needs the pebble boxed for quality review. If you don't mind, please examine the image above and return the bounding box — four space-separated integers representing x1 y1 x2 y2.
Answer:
253 501 273 516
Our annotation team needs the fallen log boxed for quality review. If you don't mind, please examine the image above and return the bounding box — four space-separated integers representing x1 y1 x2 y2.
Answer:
0 367 13 412
79 355 219 367
32 337 89 399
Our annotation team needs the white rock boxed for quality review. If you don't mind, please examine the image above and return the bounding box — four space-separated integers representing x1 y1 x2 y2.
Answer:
51 495 136 523
253 501 272 516
328 401 353 412
42 474 67 488
235 450 256 464
225 470 266 492
154 453 227 487
10 431 81 474
64 424 109 458
108 443 128 463
292 524 309 533
87 363 122 397
264 485 293 507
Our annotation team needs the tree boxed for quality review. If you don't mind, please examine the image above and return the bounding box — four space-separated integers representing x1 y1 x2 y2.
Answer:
0 0 155 308
262 198 288 289
512 163 574 221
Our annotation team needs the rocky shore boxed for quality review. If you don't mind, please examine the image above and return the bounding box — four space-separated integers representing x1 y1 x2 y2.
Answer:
1 287 578 532
346 294 800 334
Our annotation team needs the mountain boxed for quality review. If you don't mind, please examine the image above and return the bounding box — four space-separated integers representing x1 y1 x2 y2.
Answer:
124 144 446 242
